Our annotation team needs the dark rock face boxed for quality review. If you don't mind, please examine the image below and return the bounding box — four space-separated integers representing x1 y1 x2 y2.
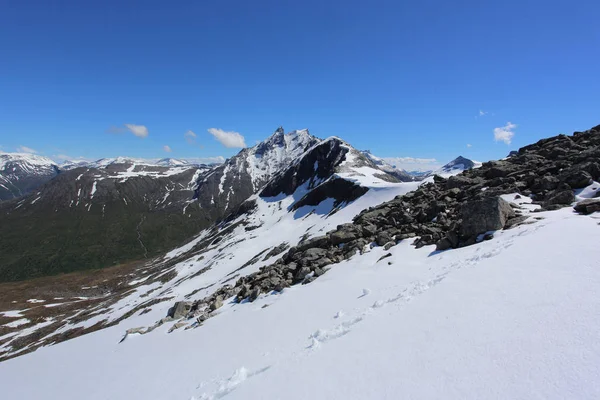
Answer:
260 139 350 198
460 197 515 238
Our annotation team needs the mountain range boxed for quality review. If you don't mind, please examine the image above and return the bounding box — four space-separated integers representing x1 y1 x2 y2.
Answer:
0 129 473 282
0 124 599 400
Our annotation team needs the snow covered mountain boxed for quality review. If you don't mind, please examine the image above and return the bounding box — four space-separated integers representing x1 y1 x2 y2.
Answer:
0 127 405 282
0 153 59 201
433 155 482 177
1 124 600 400
360 150 416 182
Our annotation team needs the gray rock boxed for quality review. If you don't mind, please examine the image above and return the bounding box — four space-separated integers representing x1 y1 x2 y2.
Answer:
383 241 396 250
209 296 223 312
361 223 377 236
295 235 329 253
543 190 575 207
167 301 192 319
294 266 311 282
460 197 515 238
563 170 593 189
376 231 394 246
125 327 147 335
330 230 358 245
249 287 261 302
574 198 600 215
435 231 459 251
168 321 188 333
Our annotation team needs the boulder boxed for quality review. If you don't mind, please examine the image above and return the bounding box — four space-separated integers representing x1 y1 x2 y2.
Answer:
249 287 261 302
209 296 223 312
563 170 593 189
459 197 515 238
361 223 378 236
330 230 358 245
167 301 192 319
376 231 394 246
574 198 600 215
543 190 575 207
435 231 459 251
294 235 329 253
294 266 311 282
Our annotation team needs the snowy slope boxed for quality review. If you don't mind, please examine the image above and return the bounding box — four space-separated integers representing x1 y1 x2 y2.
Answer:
0 133 419 357
1 190 599 399
0 153 59 200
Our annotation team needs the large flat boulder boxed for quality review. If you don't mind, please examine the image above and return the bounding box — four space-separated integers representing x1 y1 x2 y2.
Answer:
460 197 515 238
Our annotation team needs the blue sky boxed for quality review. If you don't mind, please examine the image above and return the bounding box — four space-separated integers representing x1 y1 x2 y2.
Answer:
1 0 599 170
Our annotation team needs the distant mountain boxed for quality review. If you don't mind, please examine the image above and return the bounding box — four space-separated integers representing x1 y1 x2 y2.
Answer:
0 153 59 201
359 151 416 182
426 156 481 179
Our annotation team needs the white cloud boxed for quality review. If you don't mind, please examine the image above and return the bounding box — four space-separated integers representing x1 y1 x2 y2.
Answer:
478 110 488 117
208 128 246 148
466 143 472 148
185 156 226 165
16 145 37 154
494 122 517 145
163 145 172 153
124 124 149 138
51 154 90 163
382 156 441 172
184 130 197 145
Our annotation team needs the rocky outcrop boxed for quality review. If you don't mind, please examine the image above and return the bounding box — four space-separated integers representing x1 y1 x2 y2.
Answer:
165 123 600 327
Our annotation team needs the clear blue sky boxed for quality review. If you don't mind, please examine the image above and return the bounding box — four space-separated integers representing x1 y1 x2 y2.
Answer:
1 0 599 169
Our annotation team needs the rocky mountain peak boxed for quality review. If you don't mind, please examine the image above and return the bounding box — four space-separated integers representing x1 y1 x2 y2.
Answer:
440 156 477 172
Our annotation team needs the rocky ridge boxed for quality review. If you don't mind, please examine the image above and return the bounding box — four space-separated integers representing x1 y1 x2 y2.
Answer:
169 124 600 326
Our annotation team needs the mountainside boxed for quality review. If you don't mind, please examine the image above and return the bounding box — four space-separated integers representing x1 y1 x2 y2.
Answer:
0 124 599 398
0 123 599 376
0 129 416 359
0 153 59 201
0 128 405 282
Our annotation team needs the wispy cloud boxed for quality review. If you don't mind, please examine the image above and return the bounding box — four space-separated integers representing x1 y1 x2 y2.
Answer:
382 156 441 172
186 156 226 165
51 154 90 163
208 128 246 148
184 130 197 145
478 110 488 117
163 145 172 153
494 122 517 145
125 124 149 138
16 145 37 154
466 143 472 148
